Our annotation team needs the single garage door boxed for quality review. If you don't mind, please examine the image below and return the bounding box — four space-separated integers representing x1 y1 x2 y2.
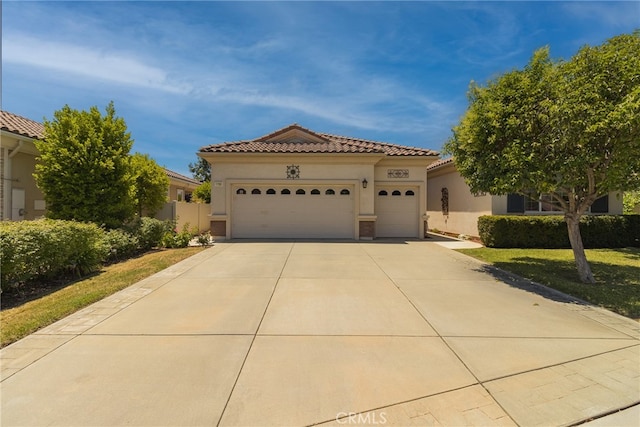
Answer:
375 187 419 237
231 185 355 238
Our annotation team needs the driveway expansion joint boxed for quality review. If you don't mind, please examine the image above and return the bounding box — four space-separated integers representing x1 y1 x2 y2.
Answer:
2 241 638 427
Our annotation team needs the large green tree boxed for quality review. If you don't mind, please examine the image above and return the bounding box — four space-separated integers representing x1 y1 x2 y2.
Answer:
445 32 640 283
130 153 169 216
34 102 135 228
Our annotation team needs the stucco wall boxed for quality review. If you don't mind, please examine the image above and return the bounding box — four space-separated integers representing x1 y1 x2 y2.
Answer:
156 201 211 233
210 158 378 217
426 166 492 237
11 152 46 220
428 161 625 238
205 154 431 239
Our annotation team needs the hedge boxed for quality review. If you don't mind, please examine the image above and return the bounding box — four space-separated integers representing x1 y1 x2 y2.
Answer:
478 215 640 248
0 219 108 291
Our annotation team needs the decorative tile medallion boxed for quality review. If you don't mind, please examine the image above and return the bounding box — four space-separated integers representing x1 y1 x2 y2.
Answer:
387 169 409 178
286 165 300 179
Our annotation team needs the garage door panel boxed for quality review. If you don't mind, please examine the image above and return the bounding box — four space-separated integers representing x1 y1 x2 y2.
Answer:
376 187 419 238
232 186 354 239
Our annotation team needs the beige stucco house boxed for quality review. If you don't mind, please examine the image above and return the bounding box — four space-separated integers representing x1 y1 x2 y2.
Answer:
426 158 624 238
164 168 200 202
1 110 202 223
1 111 46 221
198 124 439 240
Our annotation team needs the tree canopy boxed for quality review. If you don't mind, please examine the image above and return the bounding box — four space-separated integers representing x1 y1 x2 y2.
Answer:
445 32 640 283
192 181 211 204
189 157 211 182
35 102 135 228
130 153 169 216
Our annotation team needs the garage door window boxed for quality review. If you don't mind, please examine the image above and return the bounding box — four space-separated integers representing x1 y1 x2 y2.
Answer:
296 189 306 195
267 189 276 195
281 189 291 195
237 188 246 195
340 189 350 195
392 190 401 196
326 189 335 195
378 190 388 196
311 189 320 195
405 190 415 196
252 189 261 194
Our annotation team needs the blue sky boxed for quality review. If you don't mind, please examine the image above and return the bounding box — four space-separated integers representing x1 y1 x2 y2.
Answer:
3 1 638 177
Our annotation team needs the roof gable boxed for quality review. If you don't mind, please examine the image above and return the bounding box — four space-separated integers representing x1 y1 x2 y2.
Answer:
256 124 329 144
164 168 201 186
0 111 45 139
426 157 455 171
200 124 439 157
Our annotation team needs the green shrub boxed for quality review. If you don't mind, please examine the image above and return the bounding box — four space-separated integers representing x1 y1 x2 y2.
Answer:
123 217 168 250
103 229 140 262
0 219 108 291
478 215 640 248
161 222 196 248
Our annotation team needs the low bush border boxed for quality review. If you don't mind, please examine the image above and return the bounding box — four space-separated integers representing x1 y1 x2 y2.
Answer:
478 215 640 248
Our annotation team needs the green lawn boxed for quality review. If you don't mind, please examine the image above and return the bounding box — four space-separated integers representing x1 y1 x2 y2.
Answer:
1 247 205 348
458 247 640 320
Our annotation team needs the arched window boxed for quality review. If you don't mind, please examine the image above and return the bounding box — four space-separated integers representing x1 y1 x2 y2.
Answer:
340 189 350 195
251 188 261 195
281 189 291 195
405 190 415 196
266 188 276 195
378 190 388 196
296 189 306 195
392 190 401 196
311 189 320 195
325 189 335 195
236 188 246 195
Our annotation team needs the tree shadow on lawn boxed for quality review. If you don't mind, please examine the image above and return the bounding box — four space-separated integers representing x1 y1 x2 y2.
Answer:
476 256 640 319
1 270 104 311
0 249 165 311
614 247 640 262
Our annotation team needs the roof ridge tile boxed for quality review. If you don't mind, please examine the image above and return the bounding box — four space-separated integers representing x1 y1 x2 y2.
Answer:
201 126 439 157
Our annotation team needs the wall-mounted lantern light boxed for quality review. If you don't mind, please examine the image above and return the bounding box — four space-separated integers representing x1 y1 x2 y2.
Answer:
362 178 368 189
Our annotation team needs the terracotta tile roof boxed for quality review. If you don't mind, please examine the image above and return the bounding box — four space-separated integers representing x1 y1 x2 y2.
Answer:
426 157 454 171
200 124 439 157
164 168 201 185
0 111 45 139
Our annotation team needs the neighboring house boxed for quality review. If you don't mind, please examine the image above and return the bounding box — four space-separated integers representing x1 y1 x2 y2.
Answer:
1 110 203 223
164 168 200 202
426 158 623 238
198 124 439 240
0 111 46 221
155 168 210 233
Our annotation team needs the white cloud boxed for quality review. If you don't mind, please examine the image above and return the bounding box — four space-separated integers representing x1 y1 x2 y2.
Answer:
563 1 640 28
3 34 191 94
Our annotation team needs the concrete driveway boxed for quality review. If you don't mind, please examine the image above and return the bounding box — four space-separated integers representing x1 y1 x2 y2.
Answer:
2 240 639 426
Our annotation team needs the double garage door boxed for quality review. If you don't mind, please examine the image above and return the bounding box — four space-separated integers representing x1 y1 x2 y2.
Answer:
231 185 355 239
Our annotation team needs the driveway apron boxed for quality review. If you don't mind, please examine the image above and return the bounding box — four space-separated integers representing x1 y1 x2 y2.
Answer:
2 241 638 426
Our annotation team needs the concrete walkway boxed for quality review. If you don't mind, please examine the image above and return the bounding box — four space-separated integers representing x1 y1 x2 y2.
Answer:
1 241 638 426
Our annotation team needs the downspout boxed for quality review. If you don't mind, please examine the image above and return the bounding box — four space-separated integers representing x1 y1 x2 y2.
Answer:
9 140 25 158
